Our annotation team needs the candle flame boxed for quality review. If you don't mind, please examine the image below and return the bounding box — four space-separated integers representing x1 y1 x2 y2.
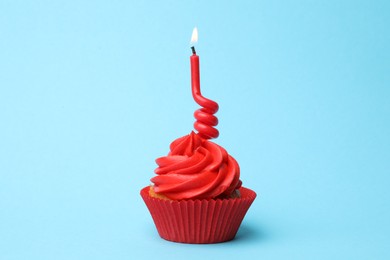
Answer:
190 27 198 45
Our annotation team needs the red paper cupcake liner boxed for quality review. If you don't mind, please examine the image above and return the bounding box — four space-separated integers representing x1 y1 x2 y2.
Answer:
140 186 256 244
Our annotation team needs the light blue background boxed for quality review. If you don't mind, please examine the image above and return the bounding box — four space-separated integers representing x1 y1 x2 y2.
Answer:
1 1 389 259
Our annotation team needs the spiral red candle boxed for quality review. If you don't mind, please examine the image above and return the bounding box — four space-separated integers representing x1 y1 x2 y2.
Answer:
190 29 219 139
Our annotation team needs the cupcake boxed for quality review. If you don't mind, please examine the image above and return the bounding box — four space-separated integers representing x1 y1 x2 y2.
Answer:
140 28 256 244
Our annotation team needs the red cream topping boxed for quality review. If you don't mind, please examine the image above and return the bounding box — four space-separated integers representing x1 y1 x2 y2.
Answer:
151 132 242 200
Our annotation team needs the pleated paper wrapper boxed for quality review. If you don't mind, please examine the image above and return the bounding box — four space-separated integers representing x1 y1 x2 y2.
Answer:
140 186 256 244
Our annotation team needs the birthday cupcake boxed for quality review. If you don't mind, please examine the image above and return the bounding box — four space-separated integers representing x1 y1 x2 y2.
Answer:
140 28 256 244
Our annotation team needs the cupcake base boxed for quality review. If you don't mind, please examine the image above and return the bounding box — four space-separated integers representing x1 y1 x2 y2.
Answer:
140 186 256 244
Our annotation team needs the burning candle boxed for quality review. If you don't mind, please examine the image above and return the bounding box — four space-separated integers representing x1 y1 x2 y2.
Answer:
190 27 219 139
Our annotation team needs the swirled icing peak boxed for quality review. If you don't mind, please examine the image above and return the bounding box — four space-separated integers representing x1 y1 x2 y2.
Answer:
151 132 242 200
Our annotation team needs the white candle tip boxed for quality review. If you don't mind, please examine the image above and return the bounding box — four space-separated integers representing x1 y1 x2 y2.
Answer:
190 27 198 45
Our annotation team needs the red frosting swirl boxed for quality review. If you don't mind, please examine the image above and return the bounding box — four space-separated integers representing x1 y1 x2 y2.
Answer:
151 132 242 200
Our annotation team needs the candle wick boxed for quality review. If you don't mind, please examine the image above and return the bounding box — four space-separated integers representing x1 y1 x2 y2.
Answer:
191 46 196 55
